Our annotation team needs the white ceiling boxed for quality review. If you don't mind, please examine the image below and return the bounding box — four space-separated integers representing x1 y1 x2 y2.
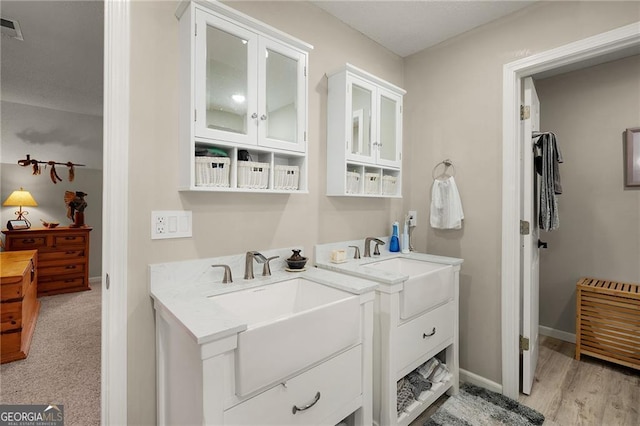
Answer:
0 0 104 116
313 0 536 57
0 1 536 117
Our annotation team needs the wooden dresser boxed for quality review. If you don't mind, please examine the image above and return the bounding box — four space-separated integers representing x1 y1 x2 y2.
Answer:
2 227 92 297
1 250 40 363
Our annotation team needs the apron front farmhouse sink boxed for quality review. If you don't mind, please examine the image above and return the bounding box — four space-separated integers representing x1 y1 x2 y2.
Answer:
209 278 360 396
364 257 453 319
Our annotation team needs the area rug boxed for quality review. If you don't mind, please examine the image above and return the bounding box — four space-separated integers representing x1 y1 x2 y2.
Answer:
425 383 545 426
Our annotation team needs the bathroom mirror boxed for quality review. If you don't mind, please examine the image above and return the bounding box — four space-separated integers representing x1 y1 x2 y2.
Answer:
351 84 372 156
379 94 397 162
205 25 248 135
265 48 298 142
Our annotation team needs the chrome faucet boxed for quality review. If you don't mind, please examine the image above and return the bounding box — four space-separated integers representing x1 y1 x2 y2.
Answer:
244 251 267 280
211 264 233 284
364 237 385 257
348 245 361 259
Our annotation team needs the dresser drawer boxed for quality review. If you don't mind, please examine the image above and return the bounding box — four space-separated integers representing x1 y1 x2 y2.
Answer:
395 301 455 374
7 236 47 250
39 262 85 277
53 234 87 247
224 345 362 426
39 249 86 264
37 276 87 296
0 330 22 356
1 301 22 332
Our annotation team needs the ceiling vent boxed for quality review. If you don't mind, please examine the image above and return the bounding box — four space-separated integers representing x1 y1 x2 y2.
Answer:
1 17 24 41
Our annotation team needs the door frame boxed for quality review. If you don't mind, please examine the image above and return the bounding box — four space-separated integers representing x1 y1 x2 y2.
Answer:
501 21 640 399
102 0 129 423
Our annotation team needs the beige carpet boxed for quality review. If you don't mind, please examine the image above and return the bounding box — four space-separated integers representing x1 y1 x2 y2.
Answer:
1 283 101 426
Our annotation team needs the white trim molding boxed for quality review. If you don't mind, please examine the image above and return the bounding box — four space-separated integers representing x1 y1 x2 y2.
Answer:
501 21 640 399
539 326 576 344
102 0 130 423
459 369 503 395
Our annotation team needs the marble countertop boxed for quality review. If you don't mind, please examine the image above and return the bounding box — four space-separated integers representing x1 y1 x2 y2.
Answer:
314 238 464 286
149 247 378 345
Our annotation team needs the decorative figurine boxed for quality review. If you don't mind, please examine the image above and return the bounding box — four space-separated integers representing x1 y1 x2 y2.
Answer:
65 191 88 228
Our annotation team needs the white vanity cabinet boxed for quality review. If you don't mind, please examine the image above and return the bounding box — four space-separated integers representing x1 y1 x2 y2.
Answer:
151 253 377 426
327 64 405 197
177 1 312 192
375 278 459 426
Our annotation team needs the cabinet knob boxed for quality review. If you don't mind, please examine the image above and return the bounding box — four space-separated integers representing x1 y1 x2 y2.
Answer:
260 114 267 121
251 113 258 119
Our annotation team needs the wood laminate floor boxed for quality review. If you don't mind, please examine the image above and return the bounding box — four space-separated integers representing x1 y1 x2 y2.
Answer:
409 335 639 425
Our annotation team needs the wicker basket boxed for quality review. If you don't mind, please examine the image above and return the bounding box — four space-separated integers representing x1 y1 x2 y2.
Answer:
346 171 361 194
364 172 380 194
238 161 270 189
382 175 397 195
195 157 230 187
274 165 300 190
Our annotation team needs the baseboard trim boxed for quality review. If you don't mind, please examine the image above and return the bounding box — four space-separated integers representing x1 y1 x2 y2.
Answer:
539 325 575 344
459 368 503 394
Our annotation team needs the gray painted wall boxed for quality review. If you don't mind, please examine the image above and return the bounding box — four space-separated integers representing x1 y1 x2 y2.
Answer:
536 55 640 335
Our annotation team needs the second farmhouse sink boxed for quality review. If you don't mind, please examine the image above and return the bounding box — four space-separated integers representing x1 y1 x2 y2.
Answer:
209 278 360 396
365 257 453 319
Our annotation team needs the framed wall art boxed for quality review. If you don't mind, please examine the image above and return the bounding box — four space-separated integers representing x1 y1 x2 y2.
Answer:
625 127 640 187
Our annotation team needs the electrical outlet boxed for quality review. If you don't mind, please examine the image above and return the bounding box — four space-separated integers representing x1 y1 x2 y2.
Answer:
152 211 192 240
408 210 417 227
155 215 167 235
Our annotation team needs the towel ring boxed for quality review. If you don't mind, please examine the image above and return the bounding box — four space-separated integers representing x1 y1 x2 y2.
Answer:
432 159 455 180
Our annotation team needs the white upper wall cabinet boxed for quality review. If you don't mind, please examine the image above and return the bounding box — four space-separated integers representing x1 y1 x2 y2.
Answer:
327 64 405 197
176 1 312 192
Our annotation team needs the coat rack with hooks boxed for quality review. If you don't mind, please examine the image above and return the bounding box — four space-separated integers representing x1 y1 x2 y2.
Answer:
17 154 86 184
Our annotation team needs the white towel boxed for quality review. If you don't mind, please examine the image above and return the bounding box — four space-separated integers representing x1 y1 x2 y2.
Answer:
430 176 464 230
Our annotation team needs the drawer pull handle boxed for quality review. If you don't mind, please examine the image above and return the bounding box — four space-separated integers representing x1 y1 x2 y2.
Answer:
423 327 436 338
65 265 77 270
65 237 76 240
292 392 321 414
22 239 36 244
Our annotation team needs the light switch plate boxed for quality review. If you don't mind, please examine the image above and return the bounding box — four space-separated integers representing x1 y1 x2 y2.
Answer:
152 210 192 239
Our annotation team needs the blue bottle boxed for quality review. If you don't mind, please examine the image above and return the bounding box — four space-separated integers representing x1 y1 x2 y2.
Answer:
389 221 400 252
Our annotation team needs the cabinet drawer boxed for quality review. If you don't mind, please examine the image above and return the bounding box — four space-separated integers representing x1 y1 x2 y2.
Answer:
224 346 362 426
8 236 46 250
39 263 85 277
37 276 87 296
39 249 85 264
1 301 22 332
53 234 86 247
0 330 21 356
395 302 455 374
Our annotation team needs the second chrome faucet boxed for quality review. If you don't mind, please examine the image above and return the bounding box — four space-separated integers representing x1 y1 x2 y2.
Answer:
364 237 385 257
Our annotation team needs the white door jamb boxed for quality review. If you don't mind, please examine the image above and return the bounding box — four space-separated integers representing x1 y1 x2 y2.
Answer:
501 21 640 399
102 0 130 423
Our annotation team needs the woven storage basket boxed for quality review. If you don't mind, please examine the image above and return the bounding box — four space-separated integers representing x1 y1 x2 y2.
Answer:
364 172 380 194
346 171 361 194
195 157 230 187
274 165 300 190
381 175 397 195
576 277 640 370
238 161 270 189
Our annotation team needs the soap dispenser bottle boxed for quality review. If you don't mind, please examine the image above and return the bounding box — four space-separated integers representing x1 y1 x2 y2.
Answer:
389 221 400 252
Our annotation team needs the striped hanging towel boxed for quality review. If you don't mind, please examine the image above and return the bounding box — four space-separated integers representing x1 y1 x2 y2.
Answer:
534 132 563 231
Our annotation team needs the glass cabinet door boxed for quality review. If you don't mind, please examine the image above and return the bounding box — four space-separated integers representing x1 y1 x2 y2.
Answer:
376 88 402 168
347 76 376 163
258 38 307 152
195 10 258 145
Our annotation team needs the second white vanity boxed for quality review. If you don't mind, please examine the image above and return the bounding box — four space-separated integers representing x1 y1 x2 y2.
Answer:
150 247 377 425
316 240 463 426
